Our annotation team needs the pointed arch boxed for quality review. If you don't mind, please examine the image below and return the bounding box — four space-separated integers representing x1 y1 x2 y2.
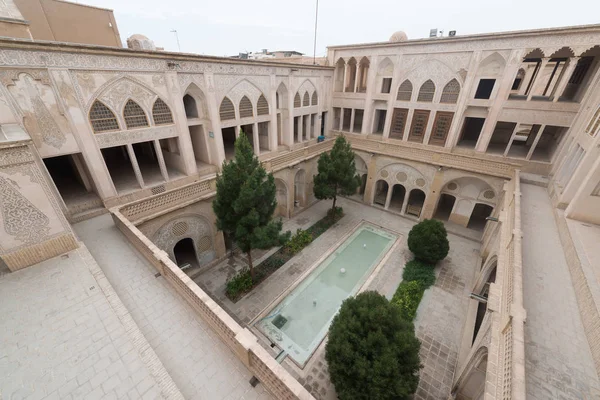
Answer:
417 80 436 102
152 98 174 125
334 58 346 92
377 57 394 76
440 79 460 104
311 91 318 106
276 82 288 109
220 97 235 121
302 92 310 107
294 92 301 108
257 94 269 115
239 95 253 118
397 80 413 101
89 100 120 133
123 99 149 129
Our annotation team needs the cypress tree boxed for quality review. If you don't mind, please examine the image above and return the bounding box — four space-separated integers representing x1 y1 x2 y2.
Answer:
213 131 289 279
313 135 360 217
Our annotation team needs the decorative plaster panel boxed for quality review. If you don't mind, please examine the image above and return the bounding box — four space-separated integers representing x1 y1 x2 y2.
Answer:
95 125 177 148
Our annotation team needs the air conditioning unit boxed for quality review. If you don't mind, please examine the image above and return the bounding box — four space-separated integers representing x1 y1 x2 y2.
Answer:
449 30 457 37
429 28 438 38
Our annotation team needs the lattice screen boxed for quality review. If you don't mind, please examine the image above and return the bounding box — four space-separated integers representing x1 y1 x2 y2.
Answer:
220 97 235 120
440 79 460 104
397 80 413 101
152 98 174 125
408 110 430 142
417 80 436 102
239 96 253 118
89 100 120 133
257 95 269 115
311 92 318 106
390 108 408 139
429 111 454 146
302 92 310 106
123 100 149 129
294 92 301 108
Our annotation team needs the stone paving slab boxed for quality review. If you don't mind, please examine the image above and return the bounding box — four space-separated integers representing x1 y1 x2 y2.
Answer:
74 215 271 400
0 244 179 400
521 184 600 399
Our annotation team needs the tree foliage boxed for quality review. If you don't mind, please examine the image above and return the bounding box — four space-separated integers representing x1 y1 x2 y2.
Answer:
326 291 421 400
407 219 450 264
213 132 289 278
313 135 360 215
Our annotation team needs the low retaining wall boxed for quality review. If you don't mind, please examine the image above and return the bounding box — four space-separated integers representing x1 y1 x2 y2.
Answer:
111 209 314 400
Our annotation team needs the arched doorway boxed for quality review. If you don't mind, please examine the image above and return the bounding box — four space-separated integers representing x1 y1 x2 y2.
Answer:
275 178 289 218
435 193 456 221
183 94 198 118
473 263 496 343
373 180 389 206
468 203 494 230
173 238 198 270
294 169 306 208
406 189 426 217
359 174 367 195
389 184 406 213
454 351 488 399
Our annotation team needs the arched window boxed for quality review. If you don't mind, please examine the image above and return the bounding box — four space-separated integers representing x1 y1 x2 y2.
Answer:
294 92 301 108
397 80 413 101
440 79 460 104
311 92 318 106
123 99 149 129
257 95 269 115
417 80 436 102
152 98 174 125
220 97 235 120
303 92 310 107
182 94 198 118
89 100 119 133
239 96 253 118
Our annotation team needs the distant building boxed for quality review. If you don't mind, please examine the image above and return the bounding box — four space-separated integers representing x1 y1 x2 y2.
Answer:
11 0 122 47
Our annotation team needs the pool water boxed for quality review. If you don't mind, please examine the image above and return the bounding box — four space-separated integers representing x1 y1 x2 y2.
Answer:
256 223 397 365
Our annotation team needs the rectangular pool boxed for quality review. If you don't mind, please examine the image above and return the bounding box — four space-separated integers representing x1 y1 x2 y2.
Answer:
256 223 397 365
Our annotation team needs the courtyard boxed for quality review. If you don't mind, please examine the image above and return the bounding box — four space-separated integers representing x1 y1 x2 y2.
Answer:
195 197 481 399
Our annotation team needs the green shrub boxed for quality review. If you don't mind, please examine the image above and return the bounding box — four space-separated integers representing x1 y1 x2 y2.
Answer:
284 229 313 255
407 219 449 264
326 291 421 400
391 280 424 321
402 260 436 289
225 269 253 300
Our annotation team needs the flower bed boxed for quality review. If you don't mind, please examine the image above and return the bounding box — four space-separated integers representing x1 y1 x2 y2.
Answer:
226 207 344 301
391 260 436 321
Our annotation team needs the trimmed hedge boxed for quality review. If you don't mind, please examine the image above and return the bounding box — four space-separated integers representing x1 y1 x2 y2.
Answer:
226 207 344 301
391 259 437 321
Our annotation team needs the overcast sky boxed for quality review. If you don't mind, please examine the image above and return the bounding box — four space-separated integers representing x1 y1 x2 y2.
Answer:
83 0 600 57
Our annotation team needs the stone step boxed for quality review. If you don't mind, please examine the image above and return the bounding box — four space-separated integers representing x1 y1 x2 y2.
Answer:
69 206 109 224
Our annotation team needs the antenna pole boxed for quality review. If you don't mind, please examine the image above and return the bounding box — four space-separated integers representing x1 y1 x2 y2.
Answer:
171 29 181 52
313 0 319 65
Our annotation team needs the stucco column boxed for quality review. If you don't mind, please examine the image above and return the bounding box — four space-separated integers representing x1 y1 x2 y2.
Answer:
269 74 279 149
153 140 169 181
526 124 546 160
384 185 393 209
420 169 445 220
422 109 437 145
552 57 579 102
527 58 550 100
447 51 482 149
353 64 360 93
164 71 196 175
70 154 92 192
338 110 343 131
363 155 378 204
362 56 379 134
203 73 226 168
126 144 145 188
253 122 260 155
350 109 356 133
400 194 409 215
476 49 525 152
343 65 348 92
503 123 521 157
402 109 415 141
298 115 303 143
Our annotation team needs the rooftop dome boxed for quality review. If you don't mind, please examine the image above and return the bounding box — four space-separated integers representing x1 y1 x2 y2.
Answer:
127 34 156 51
389 31 408 42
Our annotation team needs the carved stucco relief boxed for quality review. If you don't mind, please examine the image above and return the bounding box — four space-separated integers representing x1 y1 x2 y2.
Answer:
0 175 50 244
95 125 177 148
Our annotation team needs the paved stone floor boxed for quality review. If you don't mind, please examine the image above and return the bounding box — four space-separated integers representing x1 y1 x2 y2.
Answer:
0 245 176 400
198 198 481 399
75 215 271 400
521 184 600 399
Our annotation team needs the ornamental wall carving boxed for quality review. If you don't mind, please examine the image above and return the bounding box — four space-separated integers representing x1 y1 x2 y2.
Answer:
95 125 178 148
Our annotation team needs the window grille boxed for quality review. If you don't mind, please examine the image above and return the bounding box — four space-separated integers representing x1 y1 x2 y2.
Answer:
239 96 253 118
220 97 235 120
397 80 413 101
123 100 149 129
89 101 119 133
417 80 435 102
440 79 460 104
152 98 174 125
